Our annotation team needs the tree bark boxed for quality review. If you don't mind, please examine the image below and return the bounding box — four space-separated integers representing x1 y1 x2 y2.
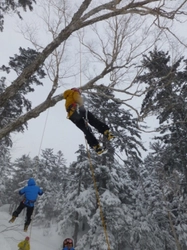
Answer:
0 94 63 140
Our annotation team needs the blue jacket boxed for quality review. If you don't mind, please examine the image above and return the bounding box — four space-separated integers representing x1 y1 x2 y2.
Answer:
19 178 43 207
63 248 74 250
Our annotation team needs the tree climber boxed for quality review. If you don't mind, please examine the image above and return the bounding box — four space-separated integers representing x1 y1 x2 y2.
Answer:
63 88 115 155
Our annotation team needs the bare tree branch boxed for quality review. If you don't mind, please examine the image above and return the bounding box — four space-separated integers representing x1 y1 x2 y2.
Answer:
0 0 186 139
0 0 185 107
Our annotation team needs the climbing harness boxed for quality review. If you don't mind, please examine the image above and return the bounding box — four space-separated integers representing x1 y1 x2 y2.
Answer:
66 103 77 113
83 108 92 132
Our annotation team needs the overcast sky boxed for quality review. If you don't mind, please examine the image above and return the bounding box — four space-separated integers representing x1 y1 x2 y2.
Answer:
0 9 86 165
1 1 186 165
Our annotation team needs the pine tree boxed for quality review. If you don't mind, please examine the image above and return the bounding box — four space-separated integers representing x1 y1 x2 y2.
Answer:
134 48 187 249
59 145 94 245
0 0 36 32
35 148 67 224
0 48 46 148
0 148 12 205
136 48 187 180
61 145 139 249
85 88 146 166
140 144 187 249
6 154 34 217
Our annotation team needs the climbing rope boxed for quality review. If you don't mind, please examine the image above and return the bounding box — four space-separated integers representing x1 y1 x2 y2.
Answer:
28 108 50 240
78 31 111 250
85 140 111 250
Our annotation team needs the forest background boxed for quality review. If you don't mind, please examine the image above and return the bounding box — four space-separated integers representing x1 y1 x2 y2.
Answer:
0 1 187 249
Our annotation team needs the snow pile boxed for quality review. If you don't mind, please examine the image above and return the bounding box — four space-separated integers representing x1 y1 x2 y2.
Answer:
0 234 11 250
0 205 63 250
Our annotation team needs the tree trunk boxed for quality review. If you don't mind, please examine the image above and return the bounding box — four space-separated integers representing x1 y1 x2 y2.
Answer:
73 170 81 246
168 210 182 250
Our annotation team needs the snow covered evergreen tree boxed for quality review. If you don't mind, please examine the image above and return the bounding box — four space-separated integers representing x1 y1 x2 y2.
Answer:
35 148 67 225
138 143 187 250
6 154 34 215
0 49 46 207
136 48 187 182
135 49 187 249
58 145 94 245
0 147 12 205
85 88 146 165
59 145 145 249
0 48 46 149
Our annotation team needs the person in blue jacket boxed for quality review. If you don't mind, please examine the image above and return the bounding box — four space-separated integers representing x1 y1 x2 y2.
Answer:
9 178 43 232
62 238 74 250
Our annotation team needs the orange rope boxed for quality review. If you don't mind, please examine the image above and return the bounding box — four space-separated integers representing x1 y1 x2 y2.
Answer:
79 30 111 249
85 140 111 250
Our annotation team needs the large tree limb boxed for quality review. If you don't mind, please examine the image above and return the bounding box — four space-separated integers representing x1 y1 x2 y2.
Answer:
0 59 122 139
0 93 63 140
0 0 183 107
0 0 91 107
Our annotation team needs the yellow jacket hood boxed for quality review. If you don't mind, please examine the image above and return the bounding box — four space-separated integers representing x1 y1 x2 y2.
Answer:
63 89 84 117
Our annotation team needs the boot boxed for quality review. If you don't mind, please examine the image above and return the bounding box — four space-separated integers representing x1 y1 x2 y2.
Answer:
93 144 107 155
9 216 16 223
104 130 115 141
24 224 29 232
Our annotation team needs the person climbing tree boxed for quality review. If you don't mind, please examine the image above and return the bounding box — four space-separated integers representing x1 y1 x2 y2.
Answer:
18 237 30 250
9 178 43 232
62 238 75 250
63 88 115 155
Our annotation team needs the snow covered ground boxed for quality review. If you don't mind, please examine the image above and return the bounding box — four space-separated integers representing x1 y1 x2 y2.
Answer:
0 205 63 250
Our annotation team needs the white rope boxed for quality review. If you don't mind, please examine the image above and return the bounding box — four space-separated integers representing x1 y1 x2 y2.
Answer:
28 108 50 242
